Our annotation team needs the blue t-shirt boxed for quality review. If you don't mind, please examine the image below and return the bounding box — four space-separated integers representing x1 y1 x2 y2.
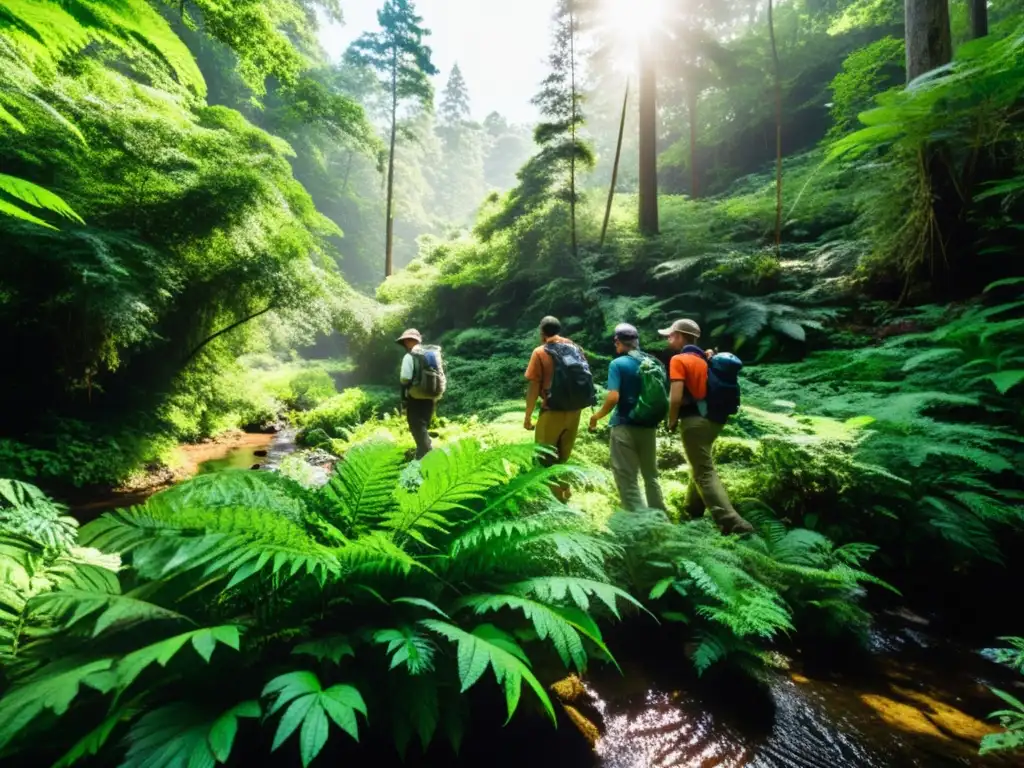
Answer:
607 354 642 427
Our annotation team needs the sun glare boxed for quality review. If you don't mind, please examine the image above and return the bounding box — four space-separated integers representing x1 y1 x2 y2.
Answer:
603 0 666 47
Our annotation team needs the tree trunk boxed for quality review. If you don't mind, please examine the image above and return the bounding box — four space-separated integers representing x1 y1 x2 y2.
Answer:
768 0 782 253
385 56 398 279
904 0 952 82
601 78 629 247
687 83 698 199
569 9 578 261
968 0 988 39
637 42 659 235
341 150 354 196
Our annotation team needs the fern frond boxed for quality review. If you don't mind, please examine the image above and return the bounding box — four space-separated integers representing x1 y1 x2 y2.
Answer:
262 671 366 766
80 503 340 586
420 620 556 724
120 700 261 768
0 658 115 752
324 439 405 528
385 440 539 544
458 594 611 673
29 589 191 638
373 626 437 674
335 531 427 577
92 626 240 694
0 173 84 226
502 577 642 618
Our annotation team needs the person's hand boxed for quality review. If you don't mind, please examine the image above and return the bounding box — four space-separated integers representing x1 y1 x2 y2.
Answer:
667 420 677 433
704 348 716 360
588 414 599 433
524 415 535 431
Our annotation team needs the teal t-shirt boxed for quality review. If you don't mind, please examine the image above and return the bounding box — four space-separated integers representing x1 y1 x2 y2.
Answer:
607 354 642 427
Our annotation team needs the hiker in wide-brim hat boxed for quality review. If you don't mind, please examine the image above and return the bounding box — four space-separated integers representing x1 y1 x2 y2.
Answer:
397 328 446 459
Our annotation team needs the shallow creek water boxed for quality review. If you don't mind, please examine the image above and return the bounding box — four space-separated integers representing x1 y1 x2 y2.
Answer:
570 620 1020 768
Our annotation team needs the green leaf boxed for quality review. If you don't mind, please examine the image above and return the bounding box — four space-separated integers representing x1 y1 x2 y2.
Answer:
984 276 1024 293
422 620 556 725
292 636 355 664
984 370 1024 395
0 174 84 224
263 671 322 716
272 695 317 752
770 318 806 342
299 705 329 767
649 577 675 600
52 703 135 768
0 196 57 229
393 596 450 618
0 659 113 751
207 701 260 764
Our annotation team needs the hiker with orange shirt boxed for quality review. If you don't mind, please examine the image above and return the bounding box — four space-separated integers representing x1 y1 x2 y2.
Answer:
524 316 597 500
661 318 754 535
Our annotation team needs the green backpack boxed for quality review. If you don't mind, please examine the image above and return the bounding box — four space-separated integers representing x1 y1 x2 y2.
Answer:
627 351 669 427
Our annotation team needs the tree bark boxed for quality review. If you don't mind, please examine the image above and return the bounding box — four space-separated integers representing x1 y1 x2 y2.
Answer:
968 0 988 39
601 78 629 247
637 41 659 235
687 83 698 199
385 53 398 278
904 0 952 82
768 0 782 253
569 9 578 261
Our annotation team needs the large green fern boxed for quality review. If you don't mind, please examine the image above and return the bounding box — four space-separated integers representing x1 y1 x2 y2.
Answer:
0 436 632 764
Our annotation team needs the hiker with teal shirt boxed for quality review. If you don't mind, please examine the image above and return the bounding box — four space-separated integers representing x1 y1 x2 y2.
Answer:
589 323 667 511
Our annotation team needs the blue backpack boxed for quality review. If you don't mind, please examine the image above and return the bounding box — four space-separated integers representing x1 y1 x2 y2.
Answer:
682 346 743 424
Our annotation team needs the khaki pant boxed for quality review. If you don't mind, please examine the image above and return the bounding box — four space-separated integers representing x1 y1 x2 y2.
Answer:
680 416 752 534
610 425 665 512
536 409 581 502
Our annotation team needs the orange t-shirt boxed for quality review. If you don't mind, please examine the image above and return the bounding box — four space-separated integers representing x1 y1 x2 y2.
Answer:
525 336 580 397
669 352 708 401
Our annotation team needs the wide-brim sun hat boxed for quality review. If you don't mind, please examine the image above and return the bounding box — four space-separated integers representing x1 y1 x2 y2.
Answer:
658 319 701 338
395 328 422 344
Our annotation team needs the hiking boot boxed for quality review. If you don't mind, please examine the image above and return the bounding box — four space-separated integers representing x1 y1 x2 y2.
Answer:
719 514 755 536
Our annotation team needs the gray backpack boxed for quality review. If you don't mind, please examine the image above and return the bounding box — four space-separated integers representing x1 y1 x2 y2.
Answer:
410 344 446 399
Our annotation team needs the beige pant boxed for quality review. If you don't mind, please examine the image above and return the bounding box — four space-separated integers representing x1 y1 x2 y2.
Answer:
680 416 751 533
610 425 665 512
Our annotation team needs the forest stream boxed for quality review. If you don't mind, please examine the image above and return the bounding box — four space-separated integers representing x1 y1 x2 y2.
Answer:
573 620 1020 768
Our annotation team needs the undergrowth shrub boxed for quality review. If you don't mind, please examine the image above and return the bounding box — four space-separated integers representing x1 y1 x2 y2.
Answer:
0 439 638 765
979 636 1024 756
608 510 889 674
296 387 400 444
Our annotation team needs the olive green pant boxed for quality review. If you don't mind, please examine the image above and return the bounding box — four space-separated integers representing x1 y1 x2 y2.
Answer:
536 409 581 502
680 416 751 533
610 425 665 512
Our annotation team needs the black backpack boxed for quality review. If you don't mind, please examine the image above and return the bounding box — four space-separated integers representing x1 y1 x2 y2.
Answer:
544 342 597 411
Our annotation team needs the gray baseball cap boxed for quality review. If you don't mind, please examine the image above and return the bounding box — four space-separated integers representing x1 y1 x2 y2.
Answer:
658 319 701 338
613 322 639 341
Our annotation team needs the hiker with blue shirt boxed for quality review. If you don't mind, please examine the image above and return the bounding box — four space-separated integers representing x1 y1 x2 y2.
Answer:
661 318 754 535
589 323 667 511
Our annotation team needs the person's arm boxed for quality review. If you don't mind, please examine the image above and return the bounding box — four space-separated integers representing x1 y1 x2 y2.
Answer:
524 350 542 430
667 381 684 432
589 360 621 431
589 391 619 431
667 355 685 432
